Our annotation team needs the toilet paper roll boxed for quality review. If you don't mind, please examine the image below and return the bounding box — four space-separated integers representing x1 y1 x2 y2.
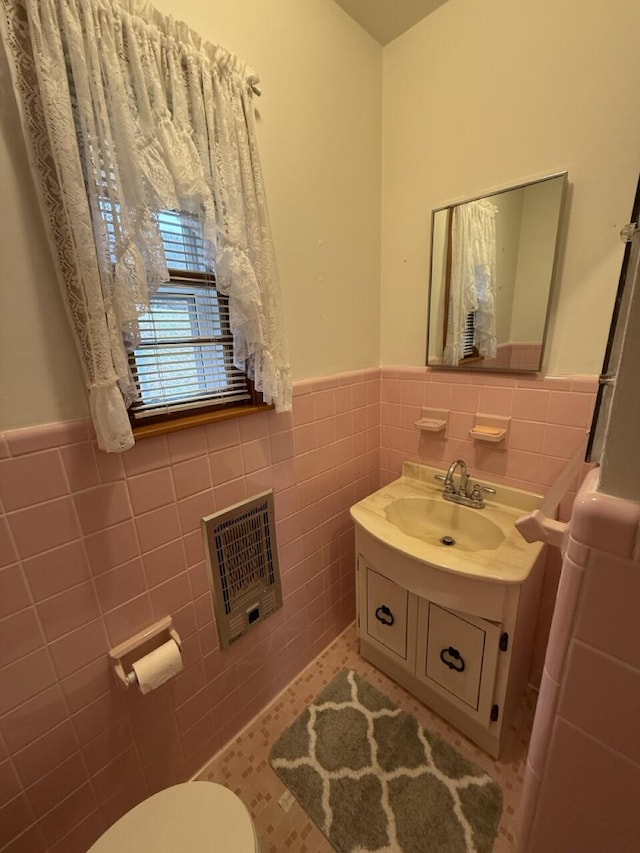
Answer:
131 639 183 694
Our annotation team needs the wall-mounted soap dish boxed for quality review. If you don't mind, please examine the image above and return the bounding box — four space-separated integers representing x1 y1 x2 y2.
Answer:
415 408 449 436
470 415 510 447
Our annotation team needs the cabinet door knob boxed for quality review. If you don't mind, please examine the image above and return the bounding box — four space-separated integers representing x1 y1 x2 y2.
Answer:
375 605 395 626
440 646 465 672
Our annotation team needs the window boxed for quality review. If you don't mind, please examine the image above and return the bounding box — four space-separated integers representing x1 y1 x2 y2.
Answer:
127 211 259 427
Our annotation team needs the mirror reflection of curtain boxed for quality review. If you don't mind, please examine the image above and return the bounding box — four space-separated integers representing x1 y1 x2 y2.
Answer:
443 199 497 365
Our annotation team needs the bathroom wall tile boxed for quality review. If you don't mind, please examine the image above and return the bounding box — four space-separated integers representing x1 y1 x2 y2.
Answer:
0 608 45 668
529 717 640 853
269 430 294 464
22 541 90 602
122 435 169 477
0 451 68 511
126 468 175 515
149 572 192 620
212 479 247 515
352 382 370 410
49 810 105 853
0 565 31 618
5 421 89 458
11 720 78 786
509 419 545 453
0 649 56 716
542 424 587 458
511 388 550 422
83 520 140 576
526 671 561 776
567 377 597 395
94 448 125 484
559 641 640 765
172 456 211 500
0 793 35 850
93 558 147 614
135 504 181 552
73 482 132 536
547 390 595 428
59 444 100 493
182 529 206 569
48 619 108 681
0 684 69 755
92 745 142 806
36 582 100 643
0 518 19 569
204 418 240 451
571 488 640 558
0 760 21 807
71 690 127 748
101 776 147 833
450 384 481 413
102 595 153 647
39 781 99 847
141 539 185 589
8 498 80 559
293 393 315 426
293 423 316 455
543 556 584 683
576 552 640 670
478 385 513 416
167 427 207 464
61 656 114 716
210 445 244 485
177 490 215 535
0 368 597 852
242 437 271 474
82 719 132 776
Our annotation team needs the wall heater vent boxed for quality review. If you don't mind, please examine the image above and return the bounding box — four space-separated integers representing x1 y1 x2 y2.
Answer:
201 490 282 649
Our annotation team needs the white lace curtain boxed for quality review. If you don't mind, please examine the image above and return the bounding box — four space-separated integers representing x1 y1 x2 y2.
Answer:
0 0 291 451
443 199 497 366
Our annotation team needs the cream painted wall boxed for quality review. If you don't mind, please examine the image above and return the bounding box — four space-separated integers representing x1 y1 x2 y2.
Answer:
0 0 382 430
381 0 640 374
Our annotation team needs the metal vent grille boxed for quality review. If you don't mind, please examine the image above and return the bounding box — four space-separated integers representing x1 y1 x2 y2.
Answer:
201 490 282 649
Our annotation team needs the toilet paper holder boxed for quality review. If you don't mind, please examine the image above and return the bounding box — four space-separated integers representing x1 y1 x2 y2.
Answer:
109 616 182 689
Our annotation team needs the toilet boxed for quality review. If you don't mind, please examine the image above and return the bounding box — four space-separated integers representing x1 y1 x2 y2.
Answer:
88 781 261 852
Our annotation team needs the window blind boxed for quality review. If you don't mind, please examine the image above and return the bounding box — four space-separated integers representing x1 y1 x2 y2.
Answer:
462 311 476 358
127 211 252 420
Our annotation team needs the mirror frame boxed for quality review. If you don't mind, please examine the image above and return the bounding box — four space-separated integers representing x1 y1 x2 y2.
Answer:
426 171 568 374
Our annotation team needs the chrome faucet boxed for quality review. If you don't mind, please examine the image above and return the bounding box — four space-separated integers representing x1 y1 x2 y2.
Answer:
434 459 496 508
444 459 469 497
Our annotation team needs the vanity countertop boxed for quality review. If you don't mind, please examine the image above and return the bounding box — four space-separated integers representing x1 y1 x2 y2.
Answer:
350 462 544 584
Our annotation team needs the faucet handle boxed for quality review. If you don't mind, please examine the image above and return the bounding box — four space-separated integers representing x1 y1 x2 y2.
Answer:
433 474 447 482
470 483 496 499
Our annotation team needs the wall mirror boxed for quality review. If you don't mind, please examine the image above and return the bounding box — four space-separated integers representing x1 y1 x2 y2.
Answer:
427 172 567 372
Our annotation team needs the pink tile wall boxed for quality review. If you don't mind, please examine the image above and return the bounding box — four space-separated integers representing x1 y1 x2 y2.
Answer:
518 475 640 853
0 369 379 852
0 365 596 851
379 366 597 686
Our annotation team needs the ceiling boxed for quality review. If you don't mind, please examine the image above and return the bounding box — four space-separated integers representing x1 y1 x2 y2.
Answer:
332 0 449 46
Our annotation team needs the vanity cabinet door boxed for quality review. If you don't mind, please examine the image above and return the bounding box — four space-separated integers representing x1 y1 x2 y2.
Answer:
364 566 413 664
417 601 502 726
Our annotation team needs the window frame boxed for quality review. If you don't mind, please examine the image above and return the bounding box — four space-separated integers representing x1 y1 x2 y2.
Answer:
125 214 270 440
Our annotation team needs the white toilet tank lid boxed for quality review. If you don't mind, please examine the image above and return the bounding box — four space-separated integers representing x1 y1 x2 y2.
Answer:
88 781 257 852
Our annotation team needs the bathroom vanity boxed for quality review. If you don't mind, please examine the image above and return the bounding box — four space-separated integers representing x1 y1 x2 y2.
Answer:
350 462 546 758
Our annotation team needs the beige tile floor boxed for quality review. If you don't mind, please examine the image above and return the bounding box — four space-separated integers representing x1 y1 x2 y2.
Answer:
198 624 536 852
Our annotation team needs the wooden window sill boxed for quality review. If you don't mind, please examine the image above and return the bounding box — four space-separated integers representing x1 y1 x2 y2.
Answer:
131 402 274 441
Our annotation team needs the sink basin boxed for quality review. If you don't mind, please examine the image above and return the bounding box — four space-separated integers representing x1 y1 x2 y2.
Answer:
385 497 505 552
350 461 543 582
